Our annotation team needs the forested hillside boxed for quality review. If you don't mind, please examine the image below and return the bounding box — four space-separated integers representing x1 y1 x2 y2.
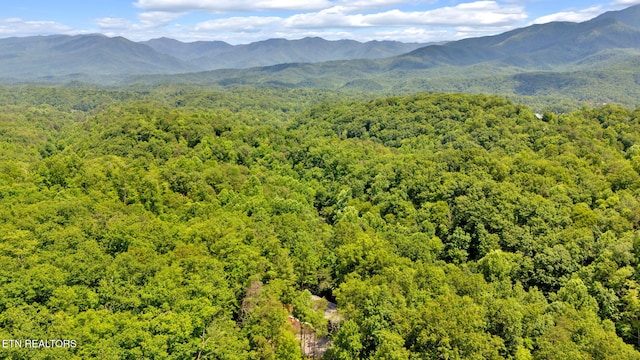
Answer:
1 86 640 359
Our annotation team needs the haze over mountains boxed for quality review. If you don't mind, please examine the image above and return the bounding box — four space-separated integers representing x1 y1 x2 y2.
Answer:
0 3 639 107
0 35 426 81
394 4 640 70
141 37 427 70
0 35 195 80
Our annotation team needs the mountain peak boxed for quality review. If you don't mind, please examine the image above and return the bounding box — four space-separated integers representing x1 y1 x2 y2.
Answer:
592 3 640 28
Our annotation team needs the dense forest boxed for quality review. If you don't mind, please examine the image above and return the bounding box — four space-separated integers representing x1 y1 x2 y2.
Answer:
1 86 640 359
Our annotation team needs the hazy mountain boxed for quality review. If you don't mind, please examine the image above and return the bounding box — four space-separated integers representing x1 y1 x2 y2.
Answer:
0 34 426 81
140 37 233 61
593 3 640 28
130 5 640 83
0 3 639 96
123 5 640 108
393 11 640 70
141 36 428 70
0 34 196 81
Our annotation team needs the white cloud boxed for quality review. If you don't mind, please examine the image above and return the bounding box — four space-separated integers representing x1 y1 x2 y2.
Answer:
166 1 525 44
195 16 282 32
335 0 425 13
612 0 640 5
134 0 332 12
366 26 453 42
285 1 526 29
96 12 183 31
138 11 186 27
423 1 527 25
532 6 603 24
133 0 442 14
451 24 516 39
104 0 526 43
0 0 543 44
94 12 186 40
0 18 76 37
95 17 133 30
284 7 362 28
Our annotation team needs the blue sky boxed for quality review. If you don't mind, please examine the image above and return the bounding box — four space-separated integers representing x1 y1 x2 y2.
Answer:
1 0 640 44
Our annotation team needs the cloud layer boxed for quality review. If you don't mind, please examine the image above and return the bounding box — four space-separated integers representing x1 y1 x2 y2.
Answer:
134 0 333 12
532 6 605 24
282 1 526 29
0 18 75 37
121 0 533 43
1 1 637 43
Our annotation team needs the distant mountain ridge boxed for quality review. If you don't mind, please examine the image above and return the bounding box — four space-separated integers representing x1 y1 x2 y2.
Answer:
394 13 640 70
593 3 640 27
121 5 640 108
0 34 195 80
140 37 427 70
0 34 426 81
130 5 640 81
0 3 639 103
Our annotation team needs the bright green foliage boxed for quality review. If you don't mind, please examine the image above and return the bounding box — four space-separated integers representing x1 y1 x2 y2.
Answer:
0 86 639 359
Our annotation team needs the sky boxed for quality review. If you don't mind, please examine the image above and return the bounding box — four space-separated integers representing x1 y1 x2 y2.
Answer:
1 0 640 44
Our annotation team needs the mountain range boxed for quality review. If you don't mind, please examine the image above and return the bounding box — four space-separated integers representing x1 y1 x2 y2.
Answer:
395 4 640 70
141 37 427 70
0 4 639 108
0 34 194 80
0 35 426 81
